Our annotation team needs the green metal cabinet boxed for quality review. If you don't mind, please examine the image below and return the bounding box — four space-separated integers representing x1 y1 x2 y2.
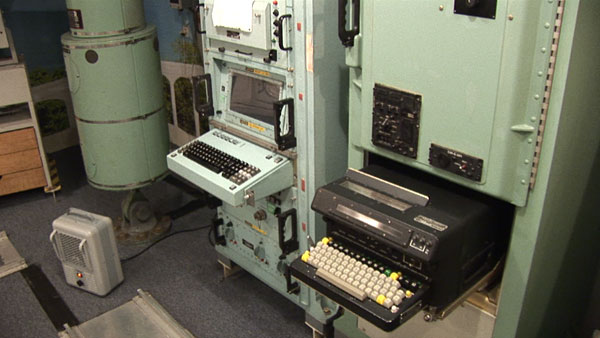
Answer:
339 0 600 336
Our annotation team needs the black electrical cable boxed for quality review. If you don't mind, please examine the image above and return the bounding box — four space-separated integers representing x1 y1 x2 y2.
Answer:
120 224 211 263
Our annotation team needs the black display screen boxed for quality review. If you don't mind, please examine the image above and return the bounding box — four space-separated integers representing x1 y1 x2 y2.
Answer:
229 72 282 125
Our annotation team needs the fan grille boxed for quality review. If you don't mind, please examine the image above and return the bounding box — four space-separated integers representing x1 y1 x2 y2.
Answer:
57 232 87 269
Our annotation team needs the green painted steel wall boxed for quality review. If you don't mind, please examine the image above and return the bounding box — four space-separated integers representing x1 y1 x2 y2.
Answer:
495 1 600 336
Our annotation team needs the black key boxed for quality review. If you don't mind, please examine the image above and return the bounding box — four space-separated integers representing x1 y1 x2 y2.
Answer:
184 152 222 173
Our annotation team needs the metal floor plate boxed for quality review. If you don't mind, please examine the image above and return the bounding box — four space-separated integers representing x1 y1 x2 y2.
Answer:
0 231 28 279
58 289 195 338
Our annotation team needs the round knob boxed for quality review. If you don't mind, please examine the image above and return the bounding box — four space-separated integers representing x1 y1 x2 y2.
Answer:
254 210 267 221
254 245 266 260
224 227 235 241
465 0 480 8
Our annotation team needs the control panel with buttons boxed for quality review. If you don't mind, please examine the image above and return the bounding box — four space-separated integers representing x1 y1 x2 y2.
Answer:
203 0 290 68
428 143 483 182
371 84 421 159
454 0 497 19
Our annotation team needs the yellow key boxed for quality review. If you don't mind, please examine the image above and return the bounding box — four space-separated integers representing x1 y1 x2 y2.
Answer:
406 290 414 298
321 237 330 245
301 250 310 262
376 294 386 305
390 272 399 280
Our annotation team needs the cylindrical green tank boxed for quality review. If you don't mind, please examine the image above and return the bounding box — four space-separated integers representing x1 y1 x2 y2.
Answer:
62 25 169 190
66 0 145 37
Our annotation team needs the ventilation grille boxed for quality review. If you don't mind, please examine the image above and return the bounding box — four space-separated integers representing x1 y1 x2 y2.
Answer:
56 232 87 269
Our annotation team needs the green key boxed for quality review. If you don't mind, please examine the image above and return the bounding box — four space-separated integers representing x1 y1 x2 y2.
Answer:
384 269 392 277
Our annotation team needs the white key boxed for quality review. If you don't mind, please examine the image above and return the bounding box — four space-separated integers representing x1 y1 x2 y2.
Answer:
369 291 379 301
392 295 402 305
383 298 393 309
379 287 388 296
316 268 367 301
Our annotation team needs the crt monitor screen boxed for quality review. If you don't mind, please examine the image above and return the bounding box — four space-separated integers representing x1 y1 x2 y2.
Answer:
229 72 283 125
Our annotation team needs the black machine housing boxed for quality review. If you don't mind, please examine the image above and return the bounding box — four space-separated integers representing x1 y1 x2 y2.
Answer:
290 160 511 331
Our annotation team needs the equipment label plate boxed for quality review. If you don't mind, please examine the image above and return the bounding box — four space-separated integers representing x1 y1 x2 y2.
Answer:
414 215 448 232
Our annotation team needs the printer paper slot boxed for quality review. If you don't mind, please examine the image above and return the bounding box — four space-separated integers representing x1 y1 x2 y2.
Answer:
212 0 254 32
340 180 412 212
345 168 429 207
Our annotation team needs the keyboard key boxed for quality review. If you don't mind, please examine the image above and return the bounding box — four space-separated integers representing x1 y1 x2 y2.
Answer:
182 140 261 184
316 268 367 301
306 237 416 313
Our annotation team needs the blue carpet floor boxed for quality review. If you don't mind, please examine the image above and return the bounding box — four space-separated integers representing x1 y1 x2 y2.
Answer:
0 146 311 338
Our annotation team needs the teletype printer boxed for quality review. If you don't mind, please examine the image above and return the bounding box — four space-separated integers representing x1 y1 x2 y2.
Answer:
290 162 510 331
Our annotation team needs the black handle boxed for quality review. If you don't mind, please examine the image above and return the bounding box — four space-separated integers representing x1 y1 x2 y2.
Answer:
277 208 299 259
338 0 360 47
192 74 214 117
195 4 206 34
273 98 296 150
284 263 300 294
212 218 226 246
275 14 292 51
